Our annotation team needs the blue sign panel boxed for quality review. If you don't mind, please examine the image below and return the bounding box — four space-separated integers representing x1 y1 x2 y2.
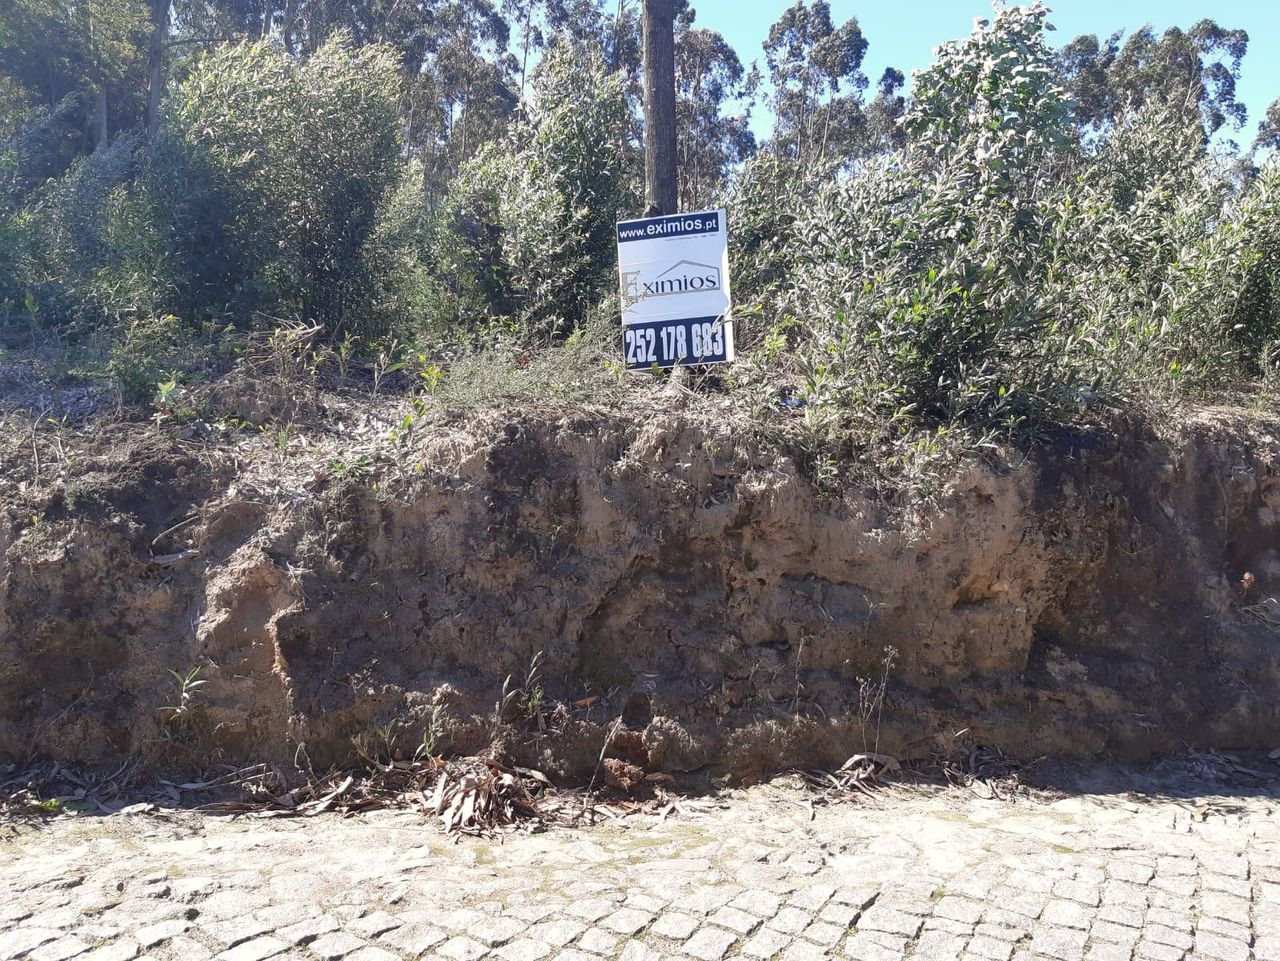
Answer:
622 316 733 369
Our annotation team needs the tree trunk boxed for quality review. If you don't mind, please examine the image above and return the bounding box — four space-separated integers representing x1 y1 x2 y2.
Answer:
87 5 107 148
145 0 172 138
281 0 299 54
94 87 108 150
642 0 676 215
519 3 534 97
612 0 624 73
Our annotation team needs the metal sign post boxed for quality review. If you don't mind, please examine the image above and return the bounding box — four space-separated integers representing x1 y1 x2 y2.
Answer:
615 208 735 370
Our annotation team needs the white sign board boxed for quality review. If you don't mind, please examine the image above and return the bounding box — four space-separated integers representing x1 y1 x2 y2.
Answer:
616 208 734 369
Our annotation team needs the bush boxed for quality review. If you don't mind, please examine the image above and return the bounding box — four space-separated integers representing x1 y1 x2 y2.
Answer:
425 46 631 345
19 132 156 331
724 151 832 325
157 34 408 339
761 3 1086 440
733 2 1280 447
3 33 422 374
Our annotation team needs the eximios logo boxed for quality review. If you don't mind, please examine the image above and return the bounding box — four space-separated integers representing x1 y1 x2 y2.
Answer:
621 260 721 305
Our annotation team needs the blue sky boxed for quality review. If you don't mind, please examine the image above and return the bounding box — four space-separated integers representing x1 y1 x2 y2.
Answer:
688 0 1280 144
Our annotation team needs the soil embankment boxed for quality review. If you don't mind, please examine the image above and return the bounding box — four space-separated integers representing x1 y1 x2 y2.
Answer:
2 394 1278 777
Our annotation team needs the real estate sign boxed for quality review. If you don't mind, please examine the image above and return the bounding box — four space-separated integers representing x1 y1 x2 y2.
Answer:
615 209 734 370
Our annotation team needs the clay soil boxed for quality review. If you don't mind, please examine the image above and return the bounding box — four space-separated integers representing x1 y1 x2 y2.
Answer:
2 360 1279 781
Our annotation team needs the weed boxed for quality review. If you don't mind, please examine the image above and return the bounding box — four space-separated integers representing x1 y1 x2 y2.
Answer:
792 636 808 714
856 646 898 756
151 373 199 426
415 357 443 395
337 335 356 379
263 421 293 456
19 512 47 548
159 666 207 726
493 651 546 738
372 340 404 397
329 454 370 479
153 375 181 409
352 719 400 767
414 704 446 761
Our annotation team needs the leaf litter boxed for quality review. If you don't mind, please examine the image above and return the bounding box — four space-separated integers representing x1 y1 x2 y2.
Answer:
1 755 721 838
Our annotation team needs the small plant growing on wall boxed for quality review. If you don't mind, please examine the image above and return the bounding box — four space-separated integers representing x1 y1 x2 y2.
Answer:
160 666 206 724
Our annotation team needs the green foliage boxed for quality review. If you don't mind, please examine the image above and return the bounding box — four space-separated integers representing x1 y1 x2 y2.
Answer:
431 315 628 409
109 314 192 404
736 3 1280 449
158 35 408 338
908 3 1070 172
0 0 152 156
1257 98 1280 152
19 132 159 330
770 4 1081 438
2 33 421 394
3 0 1280 457
426 45 630 343
724 151 832 319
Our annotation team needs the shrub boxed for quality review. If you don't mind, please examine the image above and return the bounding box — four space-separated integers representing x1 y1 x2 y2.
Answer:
723 151 832 325
764 3 1087 440
19 132 156 330
157 34 407 339
5 34 420 363
735 2 1280 446
426 46 631 345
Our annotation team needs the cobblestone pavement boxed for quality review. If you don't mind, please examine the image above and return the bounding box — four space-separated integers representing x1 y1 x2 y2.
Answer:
2 770 1279 961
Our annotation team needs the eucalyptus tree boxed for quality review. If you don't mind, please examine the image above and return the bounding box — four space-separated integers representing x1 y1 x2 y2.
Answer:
1057 20 1248 138
501 0 547 95
674 9 754 209
1255 98 1280 153
762 0 869 165
0 0 151 155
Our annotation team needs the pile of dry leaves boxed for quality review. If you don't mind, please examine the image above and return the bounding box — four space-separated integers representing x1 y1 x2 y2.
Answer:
1 754 720 838
193 756 575 836
789 745 1039 809
935 744 1032 799
1152 748 1279 784
1 760 151 817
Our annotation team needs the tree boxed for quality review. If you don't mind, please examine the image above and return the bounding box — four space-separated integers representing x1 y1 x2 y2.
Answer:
1256 98 1280 153
170 0 518 201
156 35 407 334
861 67 906 155
501 0 547 96
430 47 629 336
1058 20 1248 138
908 2 1070 187
0 0 151 162
144 0 171 137
762 0 869 165
545 0 605 55
673 9 754 210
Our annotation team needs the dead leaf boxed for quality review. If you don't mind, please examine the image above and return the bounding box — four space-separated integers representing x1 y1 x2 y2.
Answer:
150 549 199 567
839 753 902 774
303 775 353 816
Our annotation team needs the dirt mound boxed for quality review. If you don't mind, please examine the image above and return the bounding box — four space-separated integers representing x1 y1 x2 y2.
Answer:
2 393 1278 779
